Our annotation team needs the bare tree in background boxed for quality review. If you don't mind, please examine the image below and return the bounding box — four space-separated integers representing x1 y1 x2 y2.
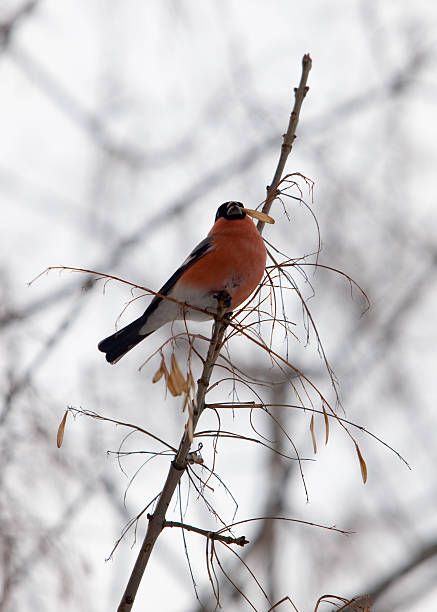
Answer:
1 1 437 611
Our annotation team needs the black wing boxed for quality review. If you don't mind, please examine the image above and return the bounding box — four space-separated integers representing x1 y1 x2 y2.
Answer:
98 236 214 363
142 235 213 319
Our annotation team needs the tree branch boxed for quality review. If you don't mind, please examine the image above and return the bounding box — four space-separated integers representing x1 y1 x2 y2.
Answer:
163 520 249 547
337 540 437 611
257 53 312 236
117 54 312 612
117 299 229 612
0 1 38 49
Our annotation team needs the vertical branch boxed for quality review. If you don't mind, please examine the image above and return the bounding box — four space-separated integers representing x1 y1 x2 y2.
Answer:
118 55 312 612
118 301 228 612
257 53 312 236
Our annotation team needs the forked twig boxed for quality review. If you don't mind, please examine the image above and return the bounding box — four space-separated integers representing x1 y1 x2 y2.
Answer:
163 520 249 546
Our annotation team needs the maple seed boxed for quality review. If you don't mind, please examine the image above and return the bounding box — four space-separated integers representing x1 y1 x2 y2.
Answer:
152 355 166 383
170 354 187 395
242 208 275 224
310 414 317 454
57 410 68 448
355 443 368 484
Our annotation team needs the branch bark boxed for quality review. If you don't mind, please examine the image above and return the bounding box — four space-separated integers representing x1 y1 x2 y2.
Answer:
163 521 249 547
257 53 312 235
117 54 312 612
0 1 38 49
118 300 229 612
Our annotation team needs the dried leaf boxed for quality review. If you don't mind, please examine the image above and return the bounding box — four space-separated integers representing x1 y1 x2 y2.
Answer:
57 410 68 448
355 443 368 484
182 392 189 412
322 404 329 445
310 414 317 454
242 208 275 224
153 355 179 396
166 354 183 396
187 370 195 393
166 372 179 396
181 371 194 412
171 354 187 394
152 355 166 383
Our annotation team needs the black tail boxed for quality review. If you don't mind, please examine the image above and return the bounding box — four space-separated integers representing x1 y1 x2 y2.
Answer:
98 317 152 364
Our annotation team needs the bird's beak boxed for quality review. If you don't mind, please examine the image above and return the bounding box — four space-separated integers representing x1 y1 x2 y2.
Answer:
242 208 275 224
227 202 244 217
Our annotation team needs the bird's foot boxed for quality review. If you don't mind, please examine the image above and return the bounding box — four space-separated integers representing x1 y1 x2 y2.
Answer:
213 290 232 310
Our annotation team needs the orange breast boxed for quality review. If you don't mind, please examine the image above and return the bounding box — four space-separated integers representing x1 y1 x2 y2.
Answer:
179 216 266 310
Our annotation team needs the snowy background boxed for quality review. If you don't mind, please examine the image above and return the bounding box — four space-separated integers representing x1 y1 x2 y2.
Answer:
1 1 437 611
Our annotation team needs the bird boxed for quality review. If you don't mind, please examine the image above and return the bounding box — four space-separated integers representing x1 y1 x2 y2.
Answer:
98 201 267 364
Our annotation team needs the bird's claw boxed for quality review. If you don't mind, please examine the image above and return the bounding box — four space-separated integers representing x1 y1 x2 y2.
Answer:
213 290 232 309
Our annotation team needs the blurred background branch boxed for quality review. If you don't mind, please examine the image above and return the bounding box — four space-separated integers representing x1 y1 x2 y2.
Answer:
1 1 437 611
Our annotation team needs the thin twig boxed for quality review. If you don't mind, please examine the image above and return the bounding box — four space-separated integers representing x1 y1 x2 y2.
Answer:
68 407 177 452
257 53 312 236
163 520 249 546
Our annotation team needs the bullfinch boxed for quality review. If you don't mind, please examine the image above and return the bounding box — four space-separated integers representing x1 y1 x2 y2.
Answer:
98 201 267 363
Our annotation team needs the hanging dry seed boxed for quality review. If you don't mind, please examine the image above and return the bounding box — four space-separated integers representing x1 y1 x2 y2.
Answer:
170 354 188 395
57 410 68 448
165 370 179 397
153 353 193 400
152 355 167 383
187 370 195 394
242 208 275 224
355 443 368 484
310 414 317 454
